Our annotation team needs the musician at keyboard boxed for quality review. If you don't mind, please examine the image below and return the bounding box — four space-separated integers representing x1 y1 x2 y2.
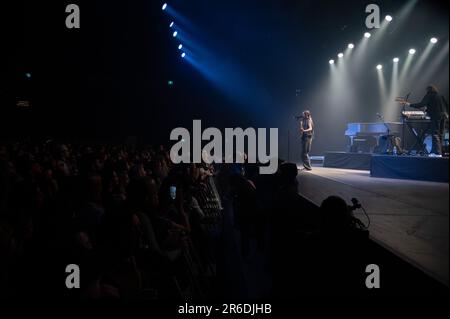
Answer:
397 85 449 157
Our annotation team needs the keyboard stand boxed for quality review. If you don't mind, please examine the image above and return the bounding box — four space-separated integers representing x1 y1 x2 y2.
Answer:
405 120 432 155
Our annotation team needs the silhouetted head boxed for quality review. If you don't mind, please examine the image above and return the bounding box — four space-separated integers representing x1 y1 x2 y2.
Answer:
427 85 439 94
278 162 298 189
320 196 353 231
128 177 159 211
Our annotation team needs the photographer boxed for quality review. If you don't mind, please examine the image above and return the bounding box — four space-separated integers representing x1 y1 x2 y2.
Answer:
300 196 370 295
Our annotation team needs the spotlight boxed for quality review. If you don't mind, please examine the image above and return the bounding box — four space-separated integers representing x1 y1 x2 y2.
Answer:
338 53 344 58
385 15 393 22
173 31 178 37
329 59 335 65
178 44 183 50
364 32 371 38
162 3 167 11
393 57 400 63
409 48 416 55
348 43 355 49
25 72 32 79
376 64 383 70
170 22 174 28
430 37 438 44
181 52 186 58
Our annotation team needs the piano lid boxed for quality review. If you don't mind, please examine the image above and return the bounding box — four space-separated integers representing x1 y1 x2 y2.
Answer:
345 122 403 136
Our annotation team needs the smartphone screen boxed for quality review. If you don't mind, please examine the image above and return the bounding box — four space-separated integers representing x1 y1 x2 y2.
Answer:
170 186 177 200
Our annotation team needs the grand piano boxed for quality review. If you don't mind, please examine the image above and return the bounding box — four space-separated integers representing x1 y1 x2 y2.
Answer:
345 122 403 152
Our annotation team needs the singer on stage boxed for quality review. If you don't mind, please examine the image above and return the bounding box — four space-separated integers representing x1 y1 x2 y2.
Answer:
300 110 314 171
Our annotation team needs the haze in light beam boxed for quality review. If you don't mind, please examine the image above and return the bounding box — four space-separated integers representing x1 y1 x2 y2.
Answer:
386 60 400 121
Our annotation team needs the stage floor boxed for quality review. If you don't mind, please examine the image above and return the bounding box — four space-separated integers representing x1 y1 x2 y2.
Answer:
297 166 449 286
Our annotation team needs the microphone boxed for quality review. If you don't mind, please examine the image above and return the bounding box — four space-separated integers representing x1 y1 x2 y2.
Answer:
405 92 411 101
294 115 304 120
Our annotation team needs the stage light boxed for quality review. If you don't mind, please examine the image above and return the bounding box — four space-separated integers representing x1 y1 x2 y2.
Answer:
376 64 383 70
430 37 438 44
25 72 32 79
162 3 167 11
385 15 393 22
329 59 335 65
409 48 416 55
178 44 183 50
348 43 354 49
170 22 174 28
393 57 400 63
364 32 371 38
181 52 186 58
173 31 178 37
168 80 174 86
338 53 344 58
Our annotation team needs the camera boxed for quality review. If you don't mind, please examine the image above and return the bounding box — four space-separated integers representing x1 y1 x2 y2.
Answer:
348 198 362 212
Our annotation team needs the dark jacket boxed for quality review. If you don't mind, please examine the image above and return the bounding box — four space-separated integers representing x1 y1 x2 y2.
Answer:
410 92 449 121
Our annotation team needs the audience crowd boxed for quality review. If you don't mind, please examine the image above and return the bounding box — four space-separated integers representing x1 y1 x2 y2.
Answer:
0 140 223 299
0 140 370 299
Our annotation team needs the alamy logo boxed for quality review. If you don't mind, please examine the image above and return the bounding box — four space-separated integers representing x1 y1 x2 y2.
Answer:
365 264 381 289
65 264 80 289
365 4 381 29
65 4 80 29
170 120 279 175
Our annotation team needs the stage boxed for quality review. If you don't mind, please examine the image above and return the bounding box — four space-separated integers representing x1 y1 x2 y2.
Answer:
297 166 449 286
